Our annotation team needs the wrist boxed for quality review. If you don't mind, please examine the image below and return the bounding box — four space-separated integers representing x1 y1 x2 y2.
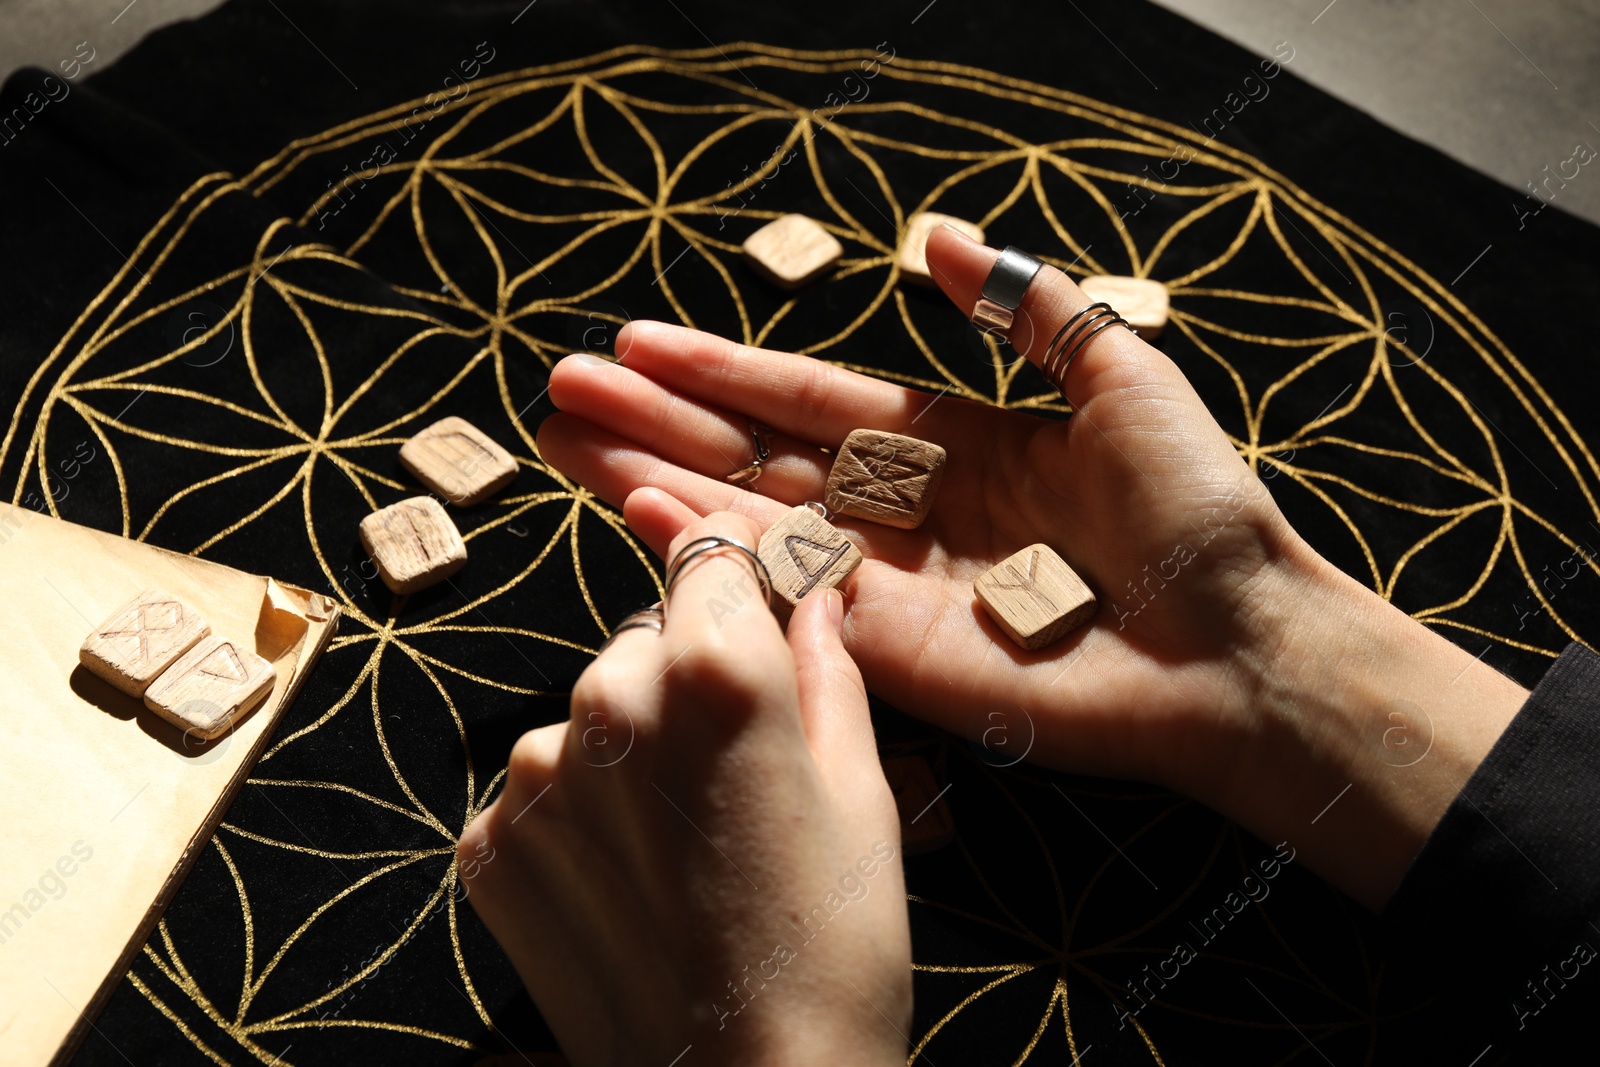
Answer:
711 1015 905 1067
1201 539 1529 909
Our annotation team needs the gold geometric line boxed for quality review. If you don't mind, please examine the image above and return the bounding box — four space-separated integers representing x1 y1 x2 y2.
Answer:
1420 616 1565 657
249 1017 477 1049
214 836 259 1026
369 659 455 839
126 973 237 1067
242 851 446 1017
1145 183 1259 287
219 823 455 862
259 643 382 761
137 450 300 544
243 780 451 830
907 966 1035 1064
446 887 494 1028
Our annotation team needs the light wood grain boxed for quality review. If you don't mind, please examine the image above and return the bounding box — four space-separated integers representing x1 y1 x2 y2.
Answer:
974 543 1097 651
756 505 863 622
399 415 518 506
358 496 468 594
898 212 983 286
1079 274 1170 338
824 429 947 529
0 502 337 1067
78 588 210 697
883 754 954 855
143 634 277 741
742 213 843 289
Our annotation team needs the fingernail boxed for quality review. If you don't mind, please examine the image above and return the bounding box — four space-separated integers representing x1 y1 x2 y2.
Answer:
824 588 845 633
937 222 978 244
564 352 610 367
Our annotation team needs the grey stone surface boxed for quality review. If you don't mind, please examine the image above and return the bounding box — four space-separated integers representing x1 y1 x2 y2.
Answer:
1147 0 1600 224
0 0 225 87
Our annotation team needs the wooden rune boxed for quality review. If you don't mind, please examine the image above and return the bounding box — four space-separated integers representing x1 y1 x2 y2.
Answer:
974 543 1096 651
757 505 864 622
824 428 947 529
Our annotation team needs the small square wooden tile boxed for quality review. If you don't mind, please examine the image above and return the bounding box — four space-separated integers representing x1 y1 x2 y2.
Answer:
359 496 468 594
756 505 863 622
742 213 843 290
974 543 1096 651
883 754 954 855
1079 275 1169 339
898 212 984 286
79 588 211 698
144 634 277 741
399 416 518 506
825 429 947 529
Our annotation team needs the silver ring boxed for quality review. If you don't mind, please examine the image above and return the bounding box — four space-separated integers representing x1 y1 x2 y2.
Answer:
663 535 773 608
1040 301 1132 400
725 422 773 487
600 602 665 650
972 245 1045 333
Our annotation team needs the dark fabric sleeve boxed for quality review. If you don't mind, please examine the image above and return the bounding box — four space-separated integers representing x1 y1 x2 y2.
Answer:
1385 641 1600 1040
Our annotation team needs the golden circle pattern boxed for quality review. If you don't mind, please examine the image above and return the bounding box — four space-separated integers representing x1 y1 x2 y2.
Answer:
6 43 1594 1064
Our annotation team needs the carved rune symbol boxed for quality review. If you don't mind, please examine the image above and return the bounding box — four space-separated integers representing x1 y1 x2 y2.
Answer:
850 449 929 511
986 549 1057 613
197 642 248 683
396 502 439 555
785 535 850 598
102 600 183 661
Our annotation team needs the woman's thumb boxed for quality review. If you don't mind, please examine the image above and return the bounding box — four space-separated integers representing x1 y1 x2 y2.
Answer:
787 589 882 789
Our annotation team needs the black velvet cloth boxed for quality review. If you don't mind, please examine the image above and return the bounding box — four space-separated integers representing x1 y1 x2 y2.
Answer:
1 0 1597 1063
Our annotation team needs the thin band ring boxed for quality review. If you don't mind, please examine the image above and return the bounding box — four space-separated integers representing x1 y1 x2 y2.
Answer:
725 422 774 487
600 602 665 651
1040 301 1133 399
663 535 773 609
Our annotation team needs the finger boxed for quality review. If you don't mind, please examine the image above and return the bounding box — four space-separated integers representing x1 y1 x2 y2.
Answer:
538 412 792 523
650 510 808 747
622 486 703 560
464 720 566 857
786 588 883 803
613 319 962 442
926 227 1251 481
548 352 832 504
570 600 669 765
924 224 1170 404
594 597 665 660
659 510 783 652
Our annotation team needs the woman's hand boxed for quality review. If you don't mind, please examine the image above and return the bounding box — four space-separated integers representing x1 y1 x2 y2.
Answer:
537 230 1286 790
457 512 911 1067
537 227 1529 909
539 226 1308 808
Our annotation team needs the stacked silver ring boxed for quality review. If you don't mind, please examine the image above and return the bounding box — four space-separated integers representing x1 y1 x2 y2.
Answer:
1039 301 1133 399
662 535 773 607
601 538 776 651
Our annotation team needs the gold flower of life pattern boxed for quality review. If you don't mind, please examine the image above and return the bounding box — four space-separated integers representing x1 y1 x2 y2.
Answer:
5 43 1596 1064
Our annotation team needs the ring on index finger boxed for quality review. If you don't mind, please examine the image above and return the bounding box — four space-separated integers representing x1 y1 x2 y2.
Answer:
663 535 773 610
724 421 773 487
599 601 666 651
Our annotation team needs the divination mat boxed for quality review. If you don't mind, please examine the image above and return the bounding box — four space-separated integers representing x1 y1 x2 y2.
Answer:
1 0 1597 1063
